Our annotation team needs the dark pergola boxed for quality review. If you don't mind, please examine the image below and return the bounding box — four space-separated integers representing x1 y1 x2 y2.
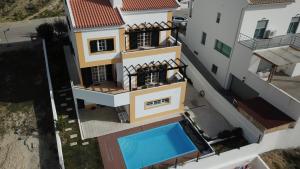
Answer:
124 58 188 91
125 21 179 45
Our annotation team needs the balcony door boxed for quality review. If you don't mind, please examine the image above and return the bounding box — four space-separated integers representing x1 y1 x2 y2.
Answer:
81 65 114 87
129 30 160 50
91 66 106 84
254 20 268 39
287 16 300 34
136 65 167 88
137 32 152 47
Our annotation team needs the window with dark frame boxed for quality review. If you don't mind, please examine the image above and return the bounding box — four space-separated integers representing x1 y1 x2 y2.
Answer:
201 32 207 45
216 13 221 23
129 30 159 50
254 19 269 39
214 40 232 58
145 97 170 108
287 16 300 34
211 64 218 74
90 38 114 53
137 65 168 88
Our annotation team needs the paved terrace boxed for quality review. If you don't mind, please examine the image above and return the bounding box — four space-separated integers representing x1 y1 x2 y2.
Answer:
79 84 232 139
271 74 300 101
98 116 201 169
237 97 295 133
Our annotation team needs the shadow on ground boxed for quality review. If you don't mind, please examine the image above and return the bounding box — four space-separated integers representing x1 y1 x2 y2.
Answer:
0 41 60 169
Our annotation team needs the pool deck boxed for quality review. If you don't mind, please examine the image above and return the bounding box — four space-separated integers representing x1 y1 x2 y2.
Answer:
98 116 200 169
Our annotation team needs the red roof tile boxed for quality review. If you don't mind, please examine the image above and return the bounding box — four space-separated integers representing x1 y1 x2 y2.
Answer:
121 0 179 11
69 0 125 29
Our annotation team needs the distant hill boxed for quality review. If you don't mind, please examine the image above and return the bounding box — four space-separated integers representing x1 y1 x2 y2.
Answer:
0 0 64 23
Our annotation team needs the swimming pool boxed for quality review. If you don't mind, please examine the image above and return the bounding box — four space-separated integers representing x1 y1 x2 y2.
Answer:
118 122 198 169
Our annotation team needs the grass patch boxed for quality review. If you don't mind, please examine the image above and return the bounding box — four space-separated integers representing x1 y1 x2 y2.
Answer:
63 139 103 169
45 39 104 169
261 148 300 169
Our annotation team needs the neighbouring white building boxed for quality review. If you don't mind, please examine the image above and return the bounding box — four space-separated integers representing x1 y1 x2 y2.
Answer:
185 0 300 134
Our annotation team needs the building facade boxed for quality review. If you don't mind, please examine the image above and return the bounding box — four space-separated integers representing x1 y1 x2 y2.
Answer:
64 0 188 125
185 0 300 134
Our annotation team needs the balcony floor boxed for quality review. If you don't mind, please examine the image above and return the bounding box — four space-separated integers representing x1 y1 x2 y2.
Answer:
86 81 128 95
237 97 295 133
271 74 300 101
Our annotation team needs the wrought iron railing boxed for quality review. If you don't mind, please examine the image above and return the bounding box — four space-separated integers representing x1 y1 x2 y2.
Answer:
238 33 300 50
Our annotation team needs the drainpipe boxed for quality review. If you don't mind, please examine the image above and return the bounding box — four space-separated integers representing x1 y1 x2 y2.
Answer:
223 4 249 89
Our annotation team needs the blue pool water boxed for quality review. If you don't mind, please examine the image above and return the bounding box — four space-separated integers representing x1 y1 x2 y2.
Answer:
118 122 198 169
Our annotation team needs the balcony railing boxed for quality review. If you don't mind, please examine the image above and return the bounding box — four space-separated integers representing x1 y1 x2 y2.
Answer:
238 33 300 50
124 36 181 53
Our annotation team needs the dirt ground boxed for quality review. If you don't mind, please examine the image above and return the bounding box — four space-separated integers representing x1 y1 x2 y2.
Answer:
261 148 300 169
0 0 64 23
0 42 59 169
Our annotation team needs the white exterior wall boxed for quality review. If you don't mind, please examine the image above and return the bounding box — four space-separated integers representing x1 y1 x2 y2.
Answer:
134 87 182 118
72 86 130 107
122 11 169 44
240 1 300 37
122 11 168 26
185 0 248 87
80 29 121 63
177 54 300 169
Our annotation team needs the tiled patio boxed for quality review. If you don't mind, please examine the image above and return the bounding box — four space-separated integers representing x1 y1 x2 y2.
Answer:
185 84 233 138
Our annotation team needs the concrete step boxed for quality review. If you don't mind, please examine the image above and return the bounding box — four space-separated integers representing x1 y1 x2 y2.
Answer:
60 103 68 107
82 142 89 146
65 128 72 132
68 120 76 124
70 134 78 139
59 93 67 97
66 97 73 101
70 142 77 146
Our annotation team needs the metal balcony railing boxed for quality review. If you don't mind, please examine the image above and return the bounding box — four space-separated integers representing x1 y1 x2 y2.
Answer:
238 33 300 50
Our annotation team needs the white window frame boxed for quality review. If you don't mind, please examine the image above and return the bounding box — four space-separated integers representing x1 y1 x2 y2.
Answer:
97 40 107 52
91 66 106 84
145 71 159 85
145 97 171 109
137 32 152 47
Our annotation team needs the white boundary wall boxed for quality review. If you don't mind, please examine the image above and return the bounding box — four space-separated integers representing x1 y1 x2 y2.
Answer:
43 40 65 169
178 53 300 169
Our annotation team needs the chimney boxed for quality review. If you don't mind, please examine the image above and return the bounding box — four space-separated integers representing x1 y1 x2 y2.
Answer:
109 0 122 8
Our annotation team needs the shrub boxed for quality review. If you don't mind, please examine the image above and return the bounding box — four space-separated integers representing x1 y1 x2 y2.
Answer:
36 23 54 41
53 19 68 37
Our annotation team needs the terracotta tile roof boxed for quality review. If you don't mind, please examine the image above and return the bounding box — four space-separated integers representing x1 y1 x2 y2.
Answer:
69 0 125 29
248 0 295 5
121 0 179 11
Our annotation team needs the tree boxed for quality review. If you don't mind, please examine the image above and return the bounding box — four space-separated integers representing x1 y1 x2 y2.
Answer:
36 23 54 41
53 19 68 37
